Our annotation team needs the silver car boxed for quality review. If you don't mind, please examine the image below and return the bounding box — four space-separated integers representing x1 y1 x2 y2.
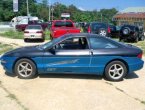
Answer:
24 25 45 42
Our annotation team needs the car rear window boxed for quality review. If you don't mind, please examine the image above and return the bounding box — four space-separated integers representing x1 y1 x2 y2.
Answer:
92 23 107 30
54 21 73 27
89 37 119 49
26 25 42 30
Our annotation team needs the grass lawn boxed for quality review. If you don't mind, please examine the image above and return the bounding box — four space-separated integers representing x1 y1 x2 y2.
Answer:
0 43 13 54
0 29 51 40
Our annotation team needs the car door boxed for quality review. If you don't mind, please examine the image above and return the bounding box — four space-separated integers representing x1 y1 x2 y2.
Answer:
43 36 91 74
88 36 120 75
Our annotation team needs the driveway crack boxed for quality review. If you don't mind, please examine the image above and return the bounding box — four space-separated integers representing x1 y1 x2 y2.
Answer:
0 80 29 110
105 82 145 105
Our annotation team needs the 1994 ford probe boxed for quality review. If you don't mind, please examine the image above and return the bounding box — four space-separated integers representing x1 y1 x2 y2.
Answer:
0 33 144 81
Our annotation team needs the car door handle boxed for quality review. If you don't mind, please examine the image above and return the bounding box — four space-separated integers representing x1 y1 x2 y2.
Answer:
90 50 93 55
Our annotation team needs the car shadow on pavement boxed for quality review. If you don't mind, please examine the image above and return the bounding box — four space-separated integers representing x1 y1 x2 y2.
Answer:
125 72 139 79
39 74 103 80
5 72 17 77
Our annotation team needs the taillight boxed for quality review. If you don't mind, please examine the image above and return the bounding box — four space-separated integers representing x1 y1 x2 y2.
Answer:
24 31 29 33
108 27 111 33
36 31 43 33
137 53 143 59
88 26 91 33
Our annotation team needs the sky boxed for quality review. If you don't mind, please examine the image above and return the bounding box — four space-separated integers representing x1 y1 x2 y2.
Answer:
37 0 145 11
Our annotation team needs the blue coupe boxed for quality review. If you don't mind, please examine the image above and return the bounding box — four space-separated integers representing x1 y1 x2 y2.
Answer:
0 33 144 81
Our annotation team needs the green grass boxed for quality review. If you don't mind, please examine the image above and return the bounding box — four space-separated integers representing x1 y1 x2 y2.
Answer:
0 29 51 40
44 29 51 40
0 43 13 54
0 30 24 39
131 41 145 54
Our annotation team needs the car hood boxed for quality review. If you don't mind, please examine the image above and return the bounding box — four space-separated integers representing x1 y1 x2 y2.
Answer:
3 45 43 57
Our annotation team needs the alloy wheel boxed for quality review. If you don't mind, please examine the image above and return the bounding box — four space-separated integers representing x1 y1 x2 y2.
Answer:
108 64 124 80
17 62 33 78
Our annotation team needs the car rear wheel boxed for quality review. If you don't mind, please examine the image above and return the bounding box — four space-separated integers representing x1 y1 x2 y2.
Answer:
140 35 145 41
105 61 127 81
24 39 28 42
14 58 37 79
135 36 139 43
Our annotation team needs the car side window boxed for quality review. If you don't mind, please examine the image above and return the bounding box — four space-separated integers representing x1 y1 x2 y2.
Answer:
54 37 89 50
90 37 118 49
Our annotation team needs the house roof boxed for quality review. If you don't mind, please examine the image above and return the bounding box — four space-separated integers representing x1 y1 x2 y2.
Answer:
120 7 145 13
113 7 145 19
114 13 145 19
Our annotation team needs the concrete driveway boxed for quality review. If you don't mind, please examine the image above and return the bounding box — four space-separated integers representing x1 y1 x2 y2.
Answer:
0 37 145 110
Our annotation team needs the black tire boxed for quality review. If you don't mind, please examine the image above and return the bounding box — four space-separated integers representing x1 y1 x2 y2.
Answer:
24 39 28 42
135 36 138 43
140 35 145 41
41 37 45 42
14 58 37 79
104 61 127 81
119 37 122 42
50 35 53 40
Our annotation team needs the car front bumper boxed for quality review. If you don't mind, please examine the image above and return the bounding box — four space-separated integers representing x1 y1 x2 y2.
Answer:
0 56 18 74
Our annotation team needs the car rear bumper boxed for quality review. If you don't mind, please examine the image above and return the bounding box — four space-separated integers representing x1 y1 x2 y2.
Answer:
24 34 43 39
128 60 144 72
120 34 136 40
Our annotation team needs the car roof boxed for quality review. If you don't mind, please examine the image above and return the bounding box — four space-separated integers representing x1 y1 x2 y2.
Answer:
27 24 42 27
64 33 104 38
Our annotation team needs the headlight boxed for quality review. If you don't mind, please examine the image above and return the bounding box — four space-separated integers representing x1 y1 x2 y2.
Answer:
0 53 4 60
0 53 4 57
1 59 7 64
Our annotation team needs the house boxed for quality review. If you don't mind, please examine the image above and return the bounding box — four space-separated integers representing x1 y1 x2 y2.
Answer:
113 7 145 30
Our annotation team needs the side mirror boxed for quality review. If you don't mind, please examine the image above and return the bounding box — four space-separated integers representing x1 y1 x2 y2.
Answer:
49 48 55 54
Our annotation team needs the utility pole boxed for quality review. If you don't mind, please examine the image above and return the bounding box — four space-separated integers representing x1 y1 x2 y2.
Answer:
101 13 102 22
48 0 51 21
51 6 54 21
26 0 29 17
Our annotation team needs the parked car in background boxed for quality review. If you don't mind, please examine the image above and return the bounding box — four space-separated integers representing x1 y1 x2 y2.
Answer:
83 22 111 37
109 24 121 38
10 16 38 28
0 33 144 81
24 25 45 42
50 20 81 39
120 24 144 42
16 20 48 31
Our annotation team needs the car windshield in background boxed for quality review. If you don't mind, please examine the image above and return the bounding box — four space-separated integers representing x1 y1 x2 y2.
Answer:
26 25 42 30
54 21 73 27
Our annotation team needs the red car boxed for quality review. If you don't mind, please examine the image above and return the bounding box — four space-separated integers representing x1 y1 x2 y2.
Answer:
50 20 81 39
16 20 48 31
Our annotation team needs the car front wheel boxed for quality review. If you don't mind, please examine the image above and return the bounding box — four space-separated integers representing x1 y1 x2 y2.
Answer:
105 61 127 81
14 58 37 79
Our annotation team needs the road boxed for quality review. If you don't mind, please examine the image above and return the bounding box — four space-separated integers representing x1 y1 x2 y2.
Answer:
0 36 145 110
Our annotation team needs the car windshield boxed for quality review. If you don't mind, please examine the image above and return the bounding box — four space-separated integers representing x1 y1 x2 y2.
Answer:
26 25 42 30
39 36 65 49
54 21 73 27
